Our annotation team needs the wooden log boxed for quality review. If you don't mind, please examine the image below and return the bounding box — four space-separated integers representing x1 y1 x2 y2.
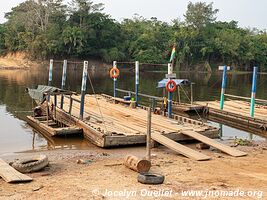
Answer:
124 155 151 173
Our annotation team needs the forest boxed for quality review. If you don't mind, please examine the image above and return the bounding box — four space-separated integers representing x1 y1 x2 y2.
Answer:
0 0 267 71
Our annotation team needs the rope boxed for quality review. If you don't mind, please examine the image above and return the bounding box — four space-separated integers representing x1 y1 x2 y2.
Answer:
87 71 108 133
179 85 204 123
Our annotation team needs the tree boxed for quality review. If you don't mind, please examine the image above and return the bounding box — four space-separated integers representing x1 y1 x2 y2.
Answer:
0 24 6 53
184 2 219 29
62 26 85 55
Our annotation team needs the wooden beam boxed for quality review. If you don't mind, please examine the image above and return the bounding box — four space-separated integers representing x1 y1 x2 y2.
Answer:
0 159 32 183
182 130 247 157
151 132 211 161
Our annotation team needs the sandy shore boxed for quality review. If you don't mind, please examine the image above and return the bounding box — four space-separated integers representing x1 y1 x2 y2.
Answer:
0 52 42 70
0 141 267 200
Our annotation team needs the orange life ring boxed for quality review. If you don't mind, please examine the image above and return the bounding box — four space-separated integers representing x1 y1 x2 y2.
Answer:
109 67 120 78
166 80 177 93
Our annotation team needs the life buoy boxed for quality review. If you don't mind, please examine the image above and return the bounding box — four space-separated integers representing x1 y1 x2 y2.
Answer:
166 80 177 93
109 67 120 78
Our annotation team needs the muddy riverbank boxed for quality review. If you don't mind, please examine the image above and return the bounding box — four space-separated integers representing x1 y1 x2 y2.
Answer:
1 140 266 200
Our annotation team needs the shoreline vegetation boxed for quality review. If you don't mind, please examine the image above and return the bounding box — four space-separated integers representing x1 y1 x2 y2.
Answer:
0 1 266 72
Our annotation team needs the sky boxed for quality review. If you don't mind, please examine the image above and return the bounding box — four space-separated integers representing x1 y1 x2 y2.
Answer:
0 0 266 30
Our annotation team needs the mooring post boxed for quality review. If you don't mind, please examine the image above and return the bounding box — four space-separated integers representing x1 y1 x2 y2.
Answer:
250 66 258 117
135 61 139 106
146 106 151 161
167 63 173 118
48 59 53 86
113 61 117 98
60 60 67 109
80 61 88 119
220 66 227 110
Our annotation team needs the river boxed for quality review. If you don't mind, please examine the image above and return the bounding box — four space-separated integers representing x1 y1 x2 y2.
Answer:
0 63 266 156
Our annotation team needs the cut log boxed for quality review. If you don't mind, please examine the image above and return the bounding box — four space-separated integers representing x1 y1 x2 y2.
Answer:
124 155 151 173
182 130 247 157
151 132 211 161
0 158 32 183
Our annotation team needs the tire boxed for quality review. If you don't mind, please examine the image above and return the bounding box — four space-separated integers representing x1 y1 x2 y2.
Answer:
137 172 165 184
11 155 49 173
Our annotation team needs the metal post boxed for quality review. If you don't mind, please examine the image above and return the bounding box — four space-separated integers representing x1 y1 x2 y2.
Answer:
219 123 223 138
135 61 139 106
151 98 156 111
250 66 258 117
80 61 88 119
60 60 67 109
146 107 151 161
177 86 181 104
220 66 227 110
113 61 117 98
48 59 53 86
69 96 73 115
190 83 194 105
167 63 173 118
168 91 173 118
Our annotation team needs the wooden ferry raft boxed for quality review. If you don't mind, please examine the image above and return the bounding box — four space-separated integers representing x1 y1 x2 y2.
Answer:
53 94 219 147
50 94 248 160
196 100 267 135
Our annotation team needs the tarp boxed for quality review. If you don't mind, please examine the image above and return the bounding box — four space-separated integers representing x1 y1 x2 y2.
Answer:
27 85 60 102
157 79 191 88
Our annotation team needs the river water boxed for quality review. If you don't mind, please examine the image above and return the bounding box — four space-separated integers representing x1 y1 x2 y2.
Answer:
0 63 266 156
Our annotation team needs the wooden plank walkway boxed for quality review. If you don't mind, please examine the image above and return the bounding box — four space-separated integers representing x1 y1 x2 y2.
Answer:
152 132 211 161
52 94 219 148
196 100 267 134
182 131 247 157
197 100 267 120
0 159 32 183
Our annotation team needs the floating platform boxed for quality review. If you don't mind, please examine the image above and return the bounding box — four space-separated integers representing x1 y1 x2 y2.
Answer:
196 100 267 136
51 94 219 148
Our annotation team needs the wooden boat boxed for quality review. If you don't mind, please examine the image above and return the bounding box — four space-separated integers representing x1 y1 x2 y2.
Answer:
26 85 82 137
26 114 83 137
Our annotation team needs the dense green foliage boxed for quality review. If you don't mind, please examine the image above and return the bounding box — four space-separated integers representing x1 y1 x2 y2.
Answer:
0 0 267 70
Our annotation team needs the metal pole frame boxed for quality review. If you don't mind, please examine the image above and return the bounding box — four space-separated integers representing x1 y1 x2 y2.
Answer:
250 66 258 117
113 61 117 98
80 61 88 119
135 61 139 106
220 66 227 110
60 60 68 109
48 59 53 86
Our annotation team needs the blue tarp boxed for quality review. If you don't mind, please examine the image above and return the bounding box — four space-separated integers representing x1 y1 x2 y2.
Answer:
157 79 191 88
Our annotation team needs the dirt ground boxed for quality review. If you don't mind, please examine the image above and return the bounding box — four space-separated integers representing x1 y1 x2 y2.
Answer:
0 140 266 200
0 52 40 69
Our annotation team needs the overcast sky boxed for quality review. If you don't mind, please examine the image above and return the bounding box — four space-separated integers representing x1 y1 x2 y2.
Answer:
1 0 266 30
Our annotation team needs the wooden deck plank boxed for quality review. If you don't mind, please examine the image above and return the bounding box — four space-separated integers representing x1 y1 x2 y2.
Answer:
0 159 33 183
151 132 211 161
182 130 247 157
